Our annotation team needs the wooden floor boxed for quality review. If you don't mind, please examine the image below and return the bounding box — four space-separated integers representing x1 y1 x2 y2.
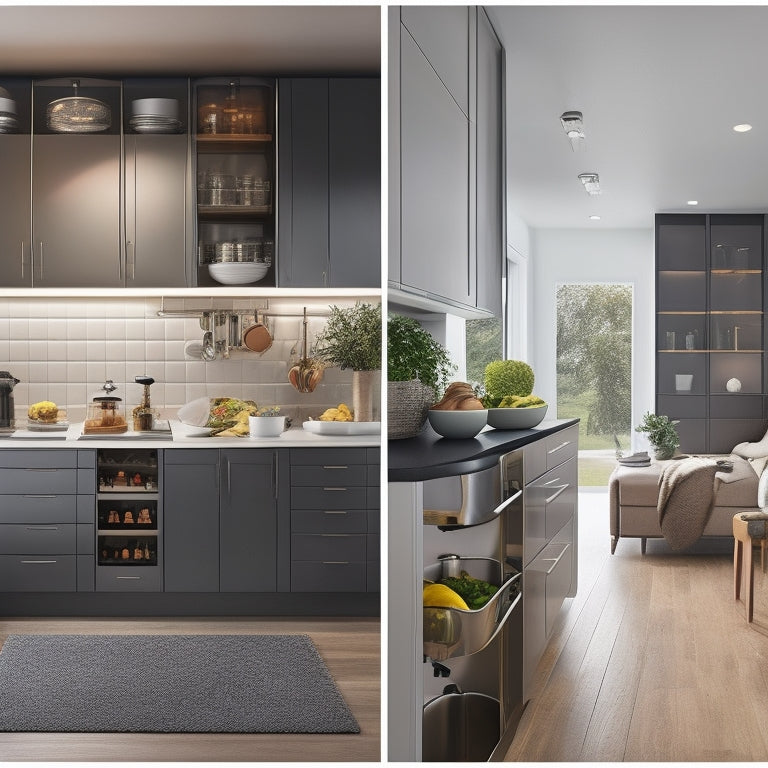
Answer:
0 616 380 762
505 490 768 762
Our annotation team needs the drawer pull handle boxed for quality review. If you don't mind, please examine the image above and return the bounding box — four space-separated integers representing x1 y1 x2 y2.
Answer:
323 487 348 492
547 441 571 456
116 576 141 580
323 511 348 515
24 468 58 473
322 465 349 470
21 559 57 564
23 495 57 499
542 544 570 575
322 561 349 564
320 533 350 537
25 526 59 531
545 484 570 505
493 488 523 516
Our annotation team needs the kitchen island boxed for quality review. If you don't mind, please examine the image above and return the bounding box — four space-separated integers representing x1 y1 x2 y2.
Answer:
388 418 578 762
0 423 380 617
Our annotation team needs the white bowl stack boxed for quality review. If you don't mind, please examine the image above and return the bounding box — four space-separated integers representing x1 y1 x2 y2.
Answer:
208 262 270 285
0 87 18 133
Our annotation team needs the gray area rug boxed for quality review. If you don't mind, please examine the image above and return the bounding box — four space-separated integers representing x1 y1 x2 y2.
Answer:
0 634 360 733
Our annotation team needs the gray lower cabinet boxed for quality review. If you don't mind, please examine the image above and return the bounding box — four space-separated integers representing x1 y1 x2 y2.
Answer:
277 77 380 288
163 449 220 592
289 447 380 592
0 449 95 592
219 449 283 592
522 424 579 696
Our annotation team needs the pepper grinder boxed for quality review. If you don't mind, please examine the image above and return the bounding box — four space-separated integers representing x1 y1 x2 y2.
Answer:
133 375 155 432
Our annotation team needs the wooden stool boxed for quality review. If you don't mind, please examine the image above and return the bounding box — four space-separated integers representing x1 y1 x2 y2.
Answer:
733 512 768 622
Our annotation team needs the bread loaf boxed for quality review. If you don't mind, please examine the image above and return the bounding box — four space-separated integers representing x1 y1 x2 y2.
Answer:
431 382 484 411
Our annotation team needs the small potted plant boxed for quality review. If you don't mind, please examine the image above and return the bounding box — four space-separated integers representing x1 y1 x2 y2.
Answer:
635 411 680 459
387 314 455 439
315 302 382 422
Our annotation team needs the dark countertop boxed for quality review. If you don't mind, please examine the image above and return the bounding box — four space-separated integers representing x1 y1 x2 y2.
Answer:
388 418 579 482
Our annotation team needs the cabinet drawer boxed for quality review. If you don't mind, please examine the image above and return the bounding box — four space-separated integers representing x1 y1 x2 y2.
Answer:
290 448 364 465
291 561 366 592
524 457 577 564
95 567 162 592
545 425 578 470
0 523 77 554
0 555 76 591
291 509 367 534
0 467 77 495
0 450 77 470
290 464 367 486
291 533 366 561
0 494 77 524
291 486 367 510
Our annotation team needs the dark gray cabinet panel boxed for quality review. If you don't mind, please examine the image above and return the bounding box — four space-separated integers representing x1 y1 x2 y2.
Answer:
277 77 380 288
400 6 471 116
125 134 189 287
219 449 279 592
32 134 122 287
399 25 473 308
475 8 503 318
0 134 32 286
163 449 220 592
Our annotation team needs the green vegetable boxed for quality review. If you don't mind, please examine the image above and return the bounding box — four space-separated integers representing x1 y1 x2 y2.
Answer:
483 360 534 408
205 397 258 431
439 571 499 610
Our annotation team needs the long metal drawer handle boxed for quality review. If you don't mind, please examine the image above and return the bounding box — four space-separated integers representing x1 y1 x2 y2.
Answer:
24 468 58 472
321 561 349 564
25 526 59 531
541 544 570 575
474 574 523 653
116 576 141 580
545 484 570 505
22 494 57 499
323 487 348 491
322 465 349 470
21 559 57 564
323 511 348 515
492 488 523 516
547 440 572 456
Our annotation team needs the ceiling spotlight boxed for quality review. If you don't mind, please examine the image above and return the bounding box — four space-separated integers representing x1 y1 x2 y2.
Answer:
733 124 752 132
578 172 601 195
687 200 699 206
560 110 585 151
589 215 601 221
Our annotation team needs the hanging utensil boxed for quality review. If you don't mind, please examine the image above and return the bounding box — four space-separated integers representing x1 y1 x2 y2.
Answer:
243 310 273 353
288 307 324 393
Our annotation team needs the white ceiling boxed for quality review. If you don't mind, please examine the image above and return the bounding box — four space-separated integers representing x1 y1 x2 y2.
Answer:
0 5 380 76
487 5 768 230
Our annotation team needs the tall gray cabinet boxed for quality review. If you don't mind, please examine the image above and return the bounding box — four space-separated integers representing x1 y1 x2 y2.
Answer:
656 213 768 453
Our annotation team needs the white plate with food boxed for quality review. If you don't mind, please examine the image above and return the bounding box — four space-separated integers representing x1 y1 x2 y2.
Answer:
302 420 381 436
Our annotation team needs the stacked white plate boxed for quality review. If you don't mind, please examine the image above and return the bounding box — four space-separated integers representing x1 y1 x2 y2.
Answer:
130 98 182 134
208 262 269 285
0 96 18 133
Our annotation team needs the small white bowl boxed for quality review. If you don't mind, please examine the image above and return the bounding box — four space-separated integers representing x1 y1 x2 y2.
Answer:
486 404 548 430
248 415 285 438
208 262 269 285
427 408 487 439
0 96 17 115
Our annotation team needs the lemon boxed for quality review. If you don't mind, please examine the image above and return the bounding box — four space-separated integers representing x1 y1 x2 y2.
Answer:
423 582 469 610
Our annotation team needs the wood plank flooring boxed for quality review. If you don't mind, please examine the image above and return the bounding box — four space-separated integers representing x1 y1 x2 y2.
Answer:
505 490 768 762
0 616 380 762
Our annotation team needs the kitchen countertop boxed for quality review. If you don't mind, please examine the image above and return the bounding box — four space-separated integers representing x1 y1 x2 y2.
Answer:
388 418 579 482
0 420 381 449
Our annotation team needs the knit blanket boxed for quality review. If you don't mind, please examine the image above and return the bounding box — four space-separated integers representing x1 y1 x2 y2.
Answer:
658 457 721 550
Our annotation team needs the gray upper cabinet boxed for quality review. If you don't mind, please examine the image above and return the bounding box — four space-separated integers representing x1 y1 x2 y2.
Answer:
475 8 504 318
277 77 380 288
32 79 123 288
391 6 504 317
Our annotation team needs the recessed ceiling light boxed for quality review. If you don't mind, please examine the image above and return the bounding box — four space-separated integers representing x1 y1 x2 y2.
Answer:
687 200 699 206
733 124 752 132
578 172 601 195
560 110 585 151
589 215 601 220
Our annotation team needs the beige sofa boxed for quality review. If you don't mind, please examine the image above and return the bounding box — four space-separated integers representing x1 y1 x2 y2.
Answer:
609 454 763 554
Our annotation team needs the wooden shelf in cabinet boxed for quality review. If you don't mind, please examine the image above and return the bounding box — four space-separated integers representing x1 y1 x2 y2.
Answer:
711 269 762 275
196 134 273 151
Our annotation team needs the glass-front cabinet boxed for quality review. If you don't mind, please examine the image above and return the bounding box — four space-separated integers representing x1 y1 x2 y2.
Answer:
193 77 276 288
95 448 162 591
656 213 767 453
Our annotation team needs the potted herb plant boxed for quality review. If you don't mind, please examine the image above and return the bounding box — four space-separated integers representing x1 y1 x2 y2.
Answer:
387 314 456 439
635 411 680 460
315 302 382 422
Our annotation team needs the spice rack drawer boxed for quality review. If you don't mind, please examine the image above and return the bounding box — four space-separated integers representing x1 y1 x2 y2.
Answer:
0 494 77 524
0 555 76 591
291 486 367 510
0 523 76 554
290 561 366 592
291 509 367 534
291 533 366 561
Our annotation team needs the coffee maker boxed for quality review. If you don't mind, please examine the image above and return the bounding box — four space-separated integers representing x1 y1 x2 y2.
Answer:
0 371 20 430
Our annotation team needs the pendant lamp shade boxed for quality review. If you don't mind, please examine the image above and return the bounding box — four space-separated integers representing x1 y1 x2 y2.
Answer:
46 80 111 133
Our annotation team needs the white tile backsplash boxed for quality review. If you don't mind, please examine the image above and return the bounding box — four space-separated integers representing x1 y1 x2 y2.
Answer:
3 296 381 424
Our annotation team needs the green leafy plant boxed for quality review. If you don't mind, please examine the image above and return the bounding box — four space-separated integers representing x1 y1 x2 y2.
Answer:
387 314 455 396
635 412 680 458
483 359 535 407
315 302 382 371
